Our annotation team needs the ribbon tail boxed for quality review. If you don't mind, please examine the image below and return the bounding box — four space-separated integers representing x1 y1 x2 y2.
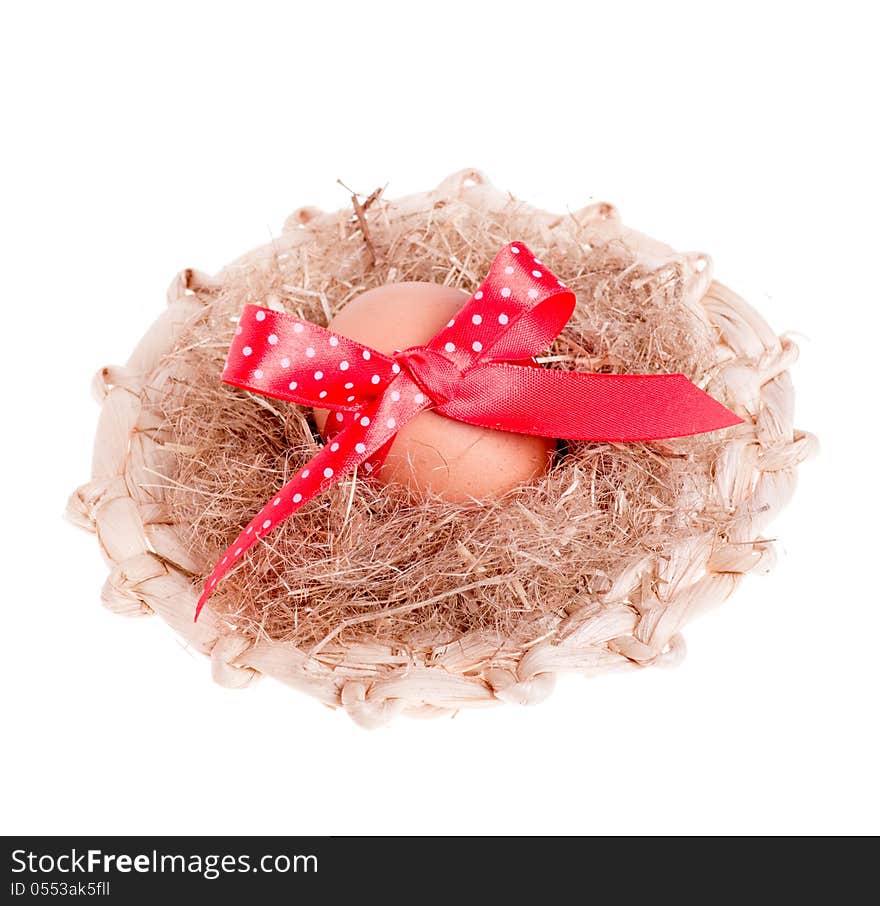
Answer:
437 363 743 442
194 372 428 620
195 403 383 620
321 409 397 475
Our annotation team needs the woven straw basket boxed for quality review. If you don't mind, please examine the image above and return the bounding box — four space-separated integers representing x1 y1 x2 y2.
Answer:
68 170 814 727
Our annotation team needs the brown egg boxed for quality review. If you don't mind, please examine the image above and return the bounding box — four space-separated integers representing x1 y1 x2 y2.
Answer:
313 282 555 502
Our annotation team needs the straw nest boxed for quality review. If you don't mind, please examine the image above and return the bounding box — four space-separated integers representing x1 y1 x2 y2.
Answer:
68 170 814 727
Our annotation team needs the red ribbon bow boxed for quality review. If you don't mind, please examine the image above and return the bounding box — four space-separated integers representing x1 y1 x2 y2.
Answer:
196 242 741 618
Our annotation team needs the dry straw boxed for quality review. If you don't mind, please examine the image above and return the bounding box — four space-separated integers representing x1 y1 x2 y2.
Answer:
68 170 815 727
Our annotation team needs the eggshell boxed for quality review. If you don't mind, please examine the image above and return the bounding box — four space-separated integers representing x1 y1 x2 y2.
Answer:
313 282 555 501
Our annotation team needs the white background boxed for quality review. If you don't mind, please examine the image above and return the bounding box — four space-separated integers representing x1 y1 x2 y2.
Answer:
2 1 877 836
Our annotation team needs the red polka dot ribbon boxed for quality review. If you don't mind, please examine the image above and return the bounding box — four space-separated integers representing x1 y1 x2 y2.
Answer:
195 242 741 618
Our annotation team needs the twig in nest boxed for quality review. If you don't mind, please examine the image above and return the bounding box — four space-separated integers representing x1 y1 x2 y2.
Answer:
338 180 384 267
360 186 384 211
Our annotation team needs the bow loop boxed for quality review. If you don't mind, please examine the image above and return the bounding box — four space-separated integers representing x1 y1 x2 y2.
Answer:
426 244 576 365
222 305 397 411
479 291 577 363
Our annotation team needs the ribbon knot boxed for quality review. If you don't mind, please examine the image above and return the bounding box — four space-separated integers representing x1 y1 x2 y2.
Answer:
393 346 461 406
195 242 742 618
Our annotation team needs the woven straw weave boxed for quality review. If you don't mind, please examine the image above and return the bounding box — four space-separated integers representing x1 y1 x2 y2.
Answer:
68 170 814 727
